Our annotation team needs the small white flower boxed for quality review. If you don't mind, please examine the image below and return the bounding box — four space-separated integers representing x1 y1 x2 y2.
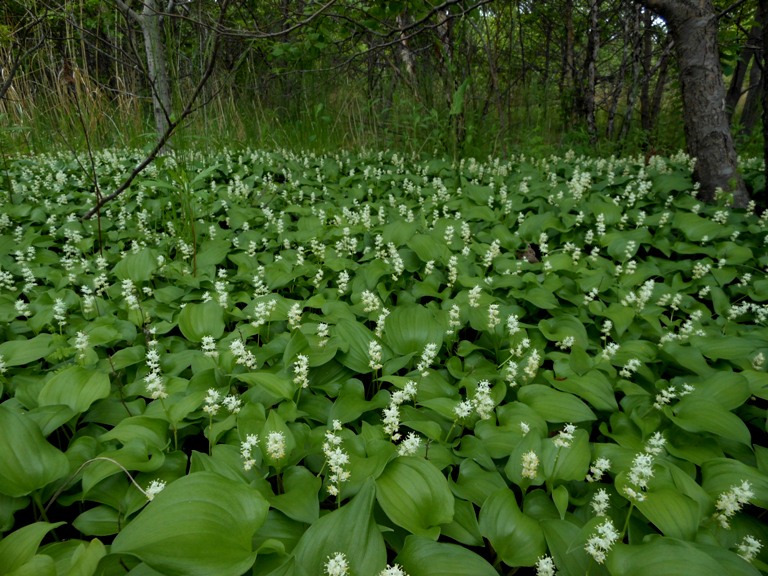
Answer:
222 394 242 414
535 555 557 576
454 400 472 419
416 342 439 376
294 354 310 388
241 434 260 471
265 431 286 460
586 457 611 482
201 335 218 358
585 519 619 564
591 488 610 516
369 340 383 371
714 480 754 529
522 450 539 479
553 423 576 448
397 432 422 456
144 479 166 501
378 564 409 576
324 552 349 576
736 535 762 562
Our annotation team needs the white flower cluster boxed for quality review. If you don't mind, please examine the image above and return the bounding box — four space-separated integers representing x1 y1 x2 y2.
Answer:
586 457 611 482
251 298 278 329
203 388 241 416
653 382 694 410
368 341 383 371
714 480 754 529
323 420 350 497
415 342 439 376
144 479 166 501
454 380 495 421
535 555 557 576
294 354 310 388
144 339 167 400
201 335 218 358
521 450 539 479
584 519 619 564
553 423 576 448
623 432 665 502
230 339 258 370
240 434 259 471
382 381 417 440
736 535 762 562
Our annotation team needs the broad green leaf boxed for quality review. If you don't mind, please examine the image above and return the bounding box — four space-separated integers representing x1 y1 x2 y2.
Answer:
0 522 64 576
38 367 110 414
334 319 377 373
195 239 230 269
541 519 592 576
382 304 443 356
113 249 158 282
235 372 294 401
0 334 55 367
267 466 320 524
478 488 546 567
518 385 596 423
62 539 107 576
73 505 121 536
3 554 56 576
178 301 225 342
607 538 749 576
293 479 386 576
111 472 268 576
538 315 589 348
634 488 702 540
670 397 751 445
395 535 498 576
0 406 69 497
376 457 454 538
547 369 618 412
673 212 723 241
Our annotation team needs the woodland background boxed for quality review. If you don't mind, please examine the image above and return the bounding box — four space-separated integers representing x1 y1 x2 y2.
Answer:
0 0 764 164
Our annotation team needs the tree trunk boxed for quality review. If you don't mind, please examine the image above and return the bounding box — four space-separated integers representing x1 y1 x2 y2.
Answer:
725 24 761 123
585 0 601 143
636 0 748 207
762 0 768 209
141 0 172 138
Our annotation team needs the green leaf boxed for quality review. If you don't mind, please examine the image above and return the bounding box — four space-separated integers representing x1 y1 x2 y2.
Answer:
73 505 121 536
395 535 498 576
541 519 592 576
376 457 454 538
268 466 320 524
670 397 751 445
0 334 55 367
518 385 596 423
178 301 225 342
634 488 702 540
61 539 107 576
293 479 386 576
113 248 158 282
607 538 739 576
38 367 110 414
478 488 546 567
235 371 294 401
334 319 376 373
673 212 723 242
111 472 268 576
382 304 443 357
0 522 64 576
0 406 70 497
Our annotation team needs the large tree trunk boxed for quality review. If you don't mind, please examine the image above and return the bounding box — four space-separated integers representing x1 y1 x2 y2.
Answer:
585 0 601 143
636 0 749 208
762 0 768 209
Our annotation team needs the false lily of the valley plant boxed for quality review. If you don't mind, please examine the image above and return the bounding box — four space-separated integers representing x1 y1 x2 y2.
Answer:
0 148 766 576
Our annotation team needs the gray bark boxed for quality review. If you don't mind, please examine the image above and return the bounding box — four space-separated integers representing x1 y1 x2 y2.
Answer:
636 0 749 208
117 0 173 139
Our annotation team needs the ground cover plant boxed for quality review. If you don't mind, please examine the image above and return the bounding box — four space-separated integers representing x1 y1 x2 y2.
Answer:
0 147 767 576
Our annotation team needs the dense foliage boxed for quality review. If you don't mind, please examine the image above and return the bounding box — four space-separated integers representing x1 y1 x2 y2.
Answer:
0 148 767 575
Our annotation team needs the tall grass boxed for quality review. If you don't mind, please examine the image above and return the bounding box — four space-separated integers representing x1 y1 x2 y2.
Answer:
0 58 697 159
